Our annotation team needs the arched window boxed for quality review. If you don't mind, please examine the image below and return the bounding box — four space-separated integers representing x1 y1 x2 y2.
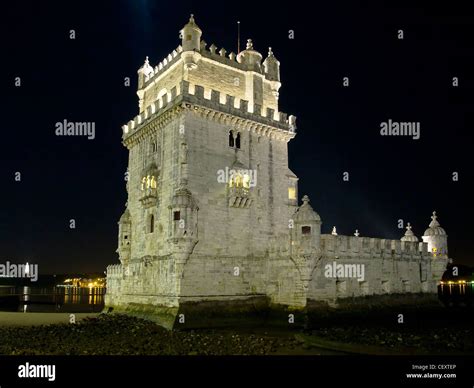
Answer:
236 132 241 149
149 214 155 233
151 142 157 153
228 131 234 147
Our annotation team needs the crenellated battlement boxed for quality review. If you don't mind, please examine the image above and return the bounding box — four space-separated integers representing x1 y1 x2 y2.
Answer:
321 234 430 259
141 41 273 90
199 41 247 71
142 46 183 88
123 80 296 141
106 264 123 276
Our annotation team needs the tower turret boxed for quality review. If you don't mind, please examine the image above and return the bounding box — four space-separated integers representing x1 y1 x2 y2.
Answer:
263 47 280 81
422 211 448 257
291 195 322 254
263 47 281 99
180 14 202 70
117 208 132 264
237 39 263 72
401 222 419 242
137 56 153 111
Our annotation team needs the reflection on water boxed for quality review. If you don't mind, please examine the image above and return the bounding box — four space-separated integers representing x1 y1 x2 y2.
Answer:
0 285 105 312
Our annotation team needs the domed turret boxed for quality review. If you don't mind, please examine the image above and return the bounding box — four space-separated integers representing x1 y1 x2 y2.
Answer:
169 184 199 239
117 208 132 264
291 195 322 252
119 208 131 223
293 195 321 224
180 14 202 70
263 47 280 82
423 211 447 236
422 211 448 256
137 56 154 106
263 47 282 99
180 14 202 52
293 195 321 247
237 39 263 72
401 222 419 242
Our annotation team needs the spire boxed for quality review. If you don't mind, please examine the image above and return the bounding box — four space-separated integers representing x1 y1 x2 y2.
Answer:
354 229 360 237
429 211 440 228
184 14 200 30
268 47 274 57
246 39 253 50
401 222 419 242
423 210 447 237
139 56 153 78
331 226 338 236
292 195 321 223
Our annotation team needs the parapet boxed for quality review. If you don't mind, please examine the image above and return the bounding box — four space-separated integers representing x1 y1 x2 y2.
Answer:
200 41 248 72
142 46 183 88
122 80 297 141
140 40 279 91
106 264 123 276
321 234 430 259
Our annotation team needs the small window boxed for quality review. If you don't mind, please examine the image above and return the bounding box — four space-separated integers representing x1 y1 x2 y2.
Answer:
173 211 181 221
151 142 157 153
235 133 241 149
228 131 234 147
302 226 311 235
149 214 154 233
186 34 192 41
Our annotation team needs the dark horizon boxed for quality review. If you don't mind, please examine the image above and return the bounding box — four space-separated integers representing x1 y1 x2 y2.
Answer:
2 1 473 274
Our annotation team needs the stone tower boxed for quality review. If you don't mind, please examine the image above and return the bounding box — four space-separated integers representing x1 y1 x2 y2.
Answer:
105 15 298 325
106 16 449 327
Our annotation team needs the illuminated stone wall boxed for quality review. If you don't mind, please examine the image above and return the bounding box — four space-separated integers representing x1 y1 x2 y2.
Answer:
105 16 449 317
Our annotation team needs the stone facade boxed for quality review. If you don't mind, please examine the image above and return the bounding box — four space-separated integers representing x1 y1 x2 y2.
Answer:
105 16 449 320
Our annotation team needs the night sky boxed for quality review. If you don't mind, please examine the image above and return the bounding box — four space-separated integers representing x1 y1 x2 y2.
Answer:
2 1 473 274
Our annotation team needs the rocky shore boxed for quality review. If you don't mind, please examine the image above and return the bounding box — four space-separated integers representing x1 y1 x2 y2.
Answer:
0 304 473 355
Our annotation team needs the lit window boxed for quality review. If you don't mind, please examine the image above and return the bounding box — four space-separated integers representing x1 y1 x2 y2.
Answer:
141 175 157 190
242 174 250 189
288 187 296 200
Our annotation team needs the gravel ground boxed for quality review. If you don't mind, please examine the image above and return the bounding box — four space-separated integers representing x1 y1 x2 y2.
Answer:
1 311 473 355
0 314 301 355
311 326 474 353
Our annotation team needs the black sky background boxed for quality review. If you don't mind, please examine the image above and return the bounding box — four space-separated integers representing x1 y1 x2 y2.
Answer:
1 1 473 273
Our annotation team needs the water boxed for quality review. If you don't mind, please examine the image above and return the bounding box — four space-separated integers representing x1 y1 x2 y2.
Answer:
0 285 105 312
